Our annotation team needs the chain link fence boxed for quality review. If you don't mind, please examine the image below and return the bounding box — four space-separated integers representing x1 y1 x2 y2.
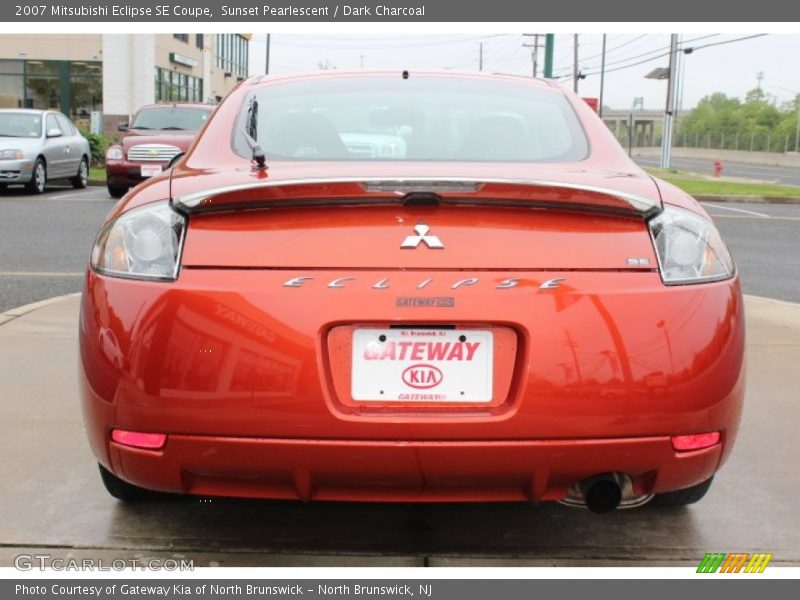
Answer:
609 128 800 154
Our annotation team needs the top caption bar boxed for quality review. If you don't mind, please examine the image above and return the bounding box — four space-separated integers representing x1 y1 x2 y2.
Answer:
3 0 800 22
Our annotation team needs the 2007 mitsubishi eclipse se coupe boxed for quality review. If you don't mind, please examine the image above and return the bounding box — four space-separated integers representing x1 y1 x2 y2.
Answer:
80 72 744 513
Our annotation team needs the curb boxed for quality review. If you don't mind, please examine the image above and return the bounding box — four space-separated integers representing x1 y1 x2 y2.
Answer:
694 195 800 204
0 293 81 327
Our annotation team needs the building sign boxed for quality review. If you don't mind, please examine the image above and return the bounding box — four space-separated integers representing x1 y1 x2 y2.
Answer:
169 52 197 68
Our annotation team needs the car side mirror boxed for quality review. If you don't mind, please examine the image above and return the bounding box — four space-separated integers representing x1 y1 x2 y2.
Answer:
46 128 62 138
117 122 129 132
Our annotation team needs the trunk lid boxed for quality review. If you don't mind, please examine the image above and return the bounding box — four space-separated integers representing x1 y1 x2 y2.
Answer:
174 163 661 271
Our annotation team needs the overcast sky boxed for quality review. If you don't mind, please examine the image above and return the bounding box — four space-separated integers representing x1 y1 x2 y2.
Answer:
247 33 800 111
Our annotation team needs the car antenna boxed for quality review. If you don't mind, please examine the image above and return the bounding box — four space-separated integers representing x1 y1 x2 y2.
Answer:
243 97 267 171
243 131 267 171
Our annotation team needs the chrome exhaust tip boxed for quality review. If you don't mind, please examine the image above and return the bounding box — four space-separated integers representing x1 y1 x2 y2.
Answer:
584 478 622 514
559 473 653 513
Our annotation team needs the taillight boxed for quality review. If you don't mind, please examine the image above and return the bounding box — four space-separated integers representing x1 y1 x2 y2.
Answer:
671 431 720 452
111 429 167 450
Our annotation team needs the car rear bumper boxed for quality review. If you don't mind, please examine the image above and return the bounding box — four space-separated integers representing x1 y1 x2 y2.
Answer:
80 267 745 500
107 433 723 502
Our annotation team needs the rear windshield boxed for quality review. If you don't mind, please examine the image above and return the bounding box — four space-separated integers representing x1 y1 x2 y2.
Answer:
0 112 42 138
131 106 210 131
234 76 589 163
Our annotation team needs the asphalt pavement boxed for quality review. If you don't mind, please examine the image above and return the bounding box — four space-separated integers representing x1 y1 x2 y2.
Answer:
702 202 800 304
1 185 798 311
0 185 113 312
634 155 800 186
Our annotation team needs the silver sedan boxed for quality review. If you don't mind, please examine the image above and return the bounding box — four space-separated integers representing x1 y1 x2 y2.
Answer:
0 109 91 194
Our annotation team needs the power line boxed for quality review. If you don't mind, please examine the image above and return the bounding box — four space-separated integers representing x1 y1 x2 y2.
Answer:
686 33 767 52
565 34 768 79
553 34 721 79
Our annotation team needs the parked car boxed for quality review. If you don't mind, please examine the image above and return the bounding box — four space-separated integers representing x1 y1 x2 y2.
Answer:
81 72 744 513
0 109 90 194
105 103 214 199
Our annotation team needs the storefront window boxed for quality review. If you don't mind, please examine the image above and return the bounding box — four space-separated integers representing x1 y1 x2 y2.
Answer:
0 59 100 120
155 67 203 103
25 60 61 111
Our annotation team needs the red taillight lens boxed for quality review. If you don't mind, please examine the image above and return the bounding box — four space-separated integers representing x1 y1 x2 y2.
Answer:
671 431 720 452
111 429 167 450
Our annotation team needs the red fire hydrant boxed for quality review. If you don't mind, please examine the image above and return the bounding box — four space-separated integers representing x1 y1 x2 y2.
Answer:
713 160 723 178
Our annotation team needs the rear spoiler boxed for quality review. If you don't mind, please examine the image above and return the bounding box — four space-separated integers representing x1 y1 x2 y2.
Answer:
171 177 662 218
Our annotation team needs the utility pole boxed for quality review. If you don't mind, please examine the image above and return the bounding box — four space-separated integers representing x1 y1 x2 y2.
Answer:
598 34 607 118
660 34 680 169
522 33 544 78
265 33 271 75
573 34 579 92
795 95 800 152
544 34 554 77
360 54 364 69
478 43 483 71
756 71 765 90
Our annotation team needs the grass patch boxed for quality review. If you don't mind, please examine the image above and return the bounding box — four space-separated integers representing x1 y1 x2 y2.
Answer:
89 166 105 182
645 167 800 197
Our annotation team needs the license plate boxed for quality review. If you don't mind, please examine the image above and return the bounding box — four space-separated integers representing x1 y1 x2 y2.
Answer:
351 328 493 402
140 165 163 178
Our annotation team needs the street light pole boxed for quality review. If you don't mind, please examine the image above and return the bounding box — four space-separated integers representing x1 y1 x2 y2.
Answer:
795 98 800 152
598 34 607 118
660 34 679 169
265 33 271 75
572 34 579 93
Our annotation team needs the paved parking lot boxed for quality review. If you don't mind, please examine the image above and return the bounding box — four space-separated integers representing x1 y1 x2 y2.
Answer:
1 183 799 567
0 185 112 312
2 185 799 311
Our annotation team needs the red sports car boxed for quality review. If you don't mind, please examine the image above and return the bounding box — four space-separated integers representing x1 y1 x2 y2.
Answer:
80 72 744 513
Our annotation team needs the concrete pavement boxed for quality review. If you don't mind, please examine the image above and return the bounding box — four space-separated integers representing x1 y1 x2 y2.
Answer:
0 294 799 567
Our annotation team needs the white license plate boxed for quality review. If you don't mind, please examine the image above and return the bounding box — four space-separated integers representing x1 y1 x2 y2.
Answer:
140 165 163 178
351 328 493 402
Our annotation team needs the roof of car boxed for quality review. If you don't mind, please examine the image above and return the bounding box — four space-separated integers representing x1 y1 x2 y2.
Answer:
136 103 215 111
0 108 61 114
246 70 562 92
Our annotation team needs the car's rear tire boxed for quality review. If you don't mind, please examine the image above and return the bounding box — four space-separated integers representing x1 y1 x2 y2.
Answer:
107 184 128 199
25 158 46 194
98 464 161 502
650 477 714 507
71 157 89 189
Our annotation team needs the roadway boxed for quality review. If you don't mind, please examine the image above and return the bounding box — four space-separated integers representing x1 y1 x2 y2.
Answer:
2 186 799 312
634 155 800 186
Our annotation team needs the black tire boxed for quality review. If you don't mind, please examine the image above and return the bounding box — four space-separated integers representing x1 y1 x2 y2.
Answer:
107 184 128 199
71 157 89 189
25 158 46 194
651 477 714 507
98 464 161 502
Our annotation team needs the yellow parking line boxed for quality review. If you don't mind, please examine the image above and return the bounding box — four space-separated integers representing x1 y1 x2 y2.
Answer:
0 271 83 277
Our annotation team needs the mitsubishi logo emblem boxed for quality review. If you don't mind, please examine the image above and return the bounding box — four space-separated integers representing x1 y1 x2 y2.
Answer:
400 221 444 249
